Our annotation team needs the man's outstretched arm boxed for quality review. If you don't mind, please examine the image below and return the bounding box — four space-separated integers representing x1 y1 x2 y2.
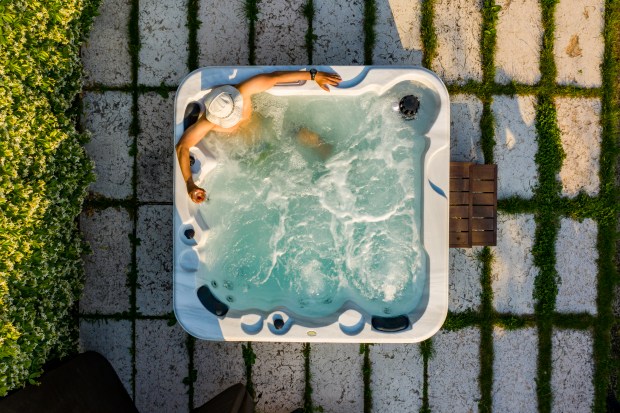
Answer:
175 117 215 203
237 70 341 95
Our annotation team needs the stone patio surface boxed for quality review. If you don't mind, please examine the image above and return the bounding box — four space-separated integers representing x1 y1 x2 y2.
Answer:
78 0 609 412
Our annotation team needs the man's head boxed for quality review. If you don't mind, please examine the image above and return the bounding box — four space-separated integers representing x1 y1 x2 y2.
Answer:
203 85 243 129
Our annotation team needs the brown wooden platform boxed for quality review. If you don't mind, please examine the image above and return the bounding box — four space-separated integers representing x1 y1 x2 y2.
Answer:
449 162 497 248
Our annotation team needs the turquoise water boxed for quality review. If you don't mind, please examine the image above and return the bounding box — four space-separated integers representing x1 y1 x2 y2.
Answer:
198 80 437 319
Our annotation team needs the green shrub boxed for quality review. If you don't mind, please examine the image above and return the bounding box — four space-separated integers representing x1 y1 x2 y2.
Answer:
0 0 99 395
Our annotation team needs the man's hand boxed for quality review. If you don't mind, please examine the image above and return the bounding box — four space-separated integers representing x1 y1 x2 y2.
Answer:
189 186 208 204
314 72 342 91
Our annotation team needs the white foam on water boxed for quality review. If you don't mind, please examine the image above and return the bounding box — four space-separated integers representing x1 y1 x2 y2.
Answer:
197 81 433 317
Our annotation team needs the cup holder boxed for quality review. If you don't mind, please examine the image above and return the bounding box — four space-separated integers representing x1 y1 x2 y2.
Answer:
338 310 365 335
180 224 199 246
268 312 293 335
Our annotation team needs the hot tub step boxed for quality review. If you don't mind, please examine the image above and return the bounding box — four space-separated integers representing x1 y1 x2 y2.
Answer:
449 162 498 248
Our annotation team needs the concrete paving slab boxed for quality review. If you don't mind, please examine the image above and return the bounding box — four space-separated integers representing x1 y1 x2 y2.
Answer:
198 0 249 66
79 319 133 397
432 0 483 85
492 95 538 199
370 344 423 412
556 97 602 198
554 0 605 87
252 342 305 413
492 213 537 314
193 341 246 407
79 207 132 314
551 329 594 413
313 0 364 65
555 218 598 314
494 0 542 85
139 0 189 86
492 327 537 413
82 92 133 199
450 94 484 163
81 0 132 87
138 92 175 203
309 344 363 413
449 247 482 312
136 205 173 316
429 328 480 413
255 0 307 65
373 0 423 65
135 320 189 413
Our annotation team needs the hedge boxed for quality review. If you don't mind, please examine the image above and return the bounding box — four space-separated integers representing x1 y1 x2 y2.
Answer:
0 0 100 395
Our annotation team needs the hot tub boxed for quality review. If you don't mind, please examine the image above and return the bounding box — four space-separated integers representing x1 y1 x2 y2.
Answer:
173 66 449 343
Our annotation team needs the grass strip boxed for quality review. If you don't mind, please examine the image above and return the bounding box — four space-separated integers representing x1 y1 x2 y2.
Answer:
183 335 197 411
446 81 602 98
480 1 500 86
443 310 481 331
360 344 372 413
538 0 558 91
552 313 597 330
302 343 313 412
242 342 256 400
186 0 200 71
478 247 494 413
244 0 259 65
127 0 141 399
420 0 437 69
302 0 315 65
363 0 376 65
419 338 433 413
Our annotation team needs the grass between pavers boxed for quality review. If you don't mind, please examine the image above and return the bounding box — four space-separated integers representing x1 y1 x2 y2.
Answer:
363 0 376 65
242 342 256 400
420 0 437 69
184 335 197 411
186 0 200 72
244 0 259 65
302 343 313 412
303 0 315 65
360 344 372 413
419 338 433 413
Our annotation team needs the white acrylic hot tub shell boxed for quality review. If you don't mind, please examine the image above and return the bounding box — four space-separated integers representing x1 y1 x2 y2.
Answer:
173 66 449 343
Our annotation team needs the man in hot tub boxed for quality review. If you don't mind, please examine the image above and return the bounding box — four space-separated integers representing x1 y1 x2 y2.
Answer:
175 69 342 204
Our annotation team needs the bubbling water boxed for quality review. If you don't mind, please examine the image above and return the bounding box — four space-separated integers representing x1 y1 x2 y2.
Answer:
198 81 434 318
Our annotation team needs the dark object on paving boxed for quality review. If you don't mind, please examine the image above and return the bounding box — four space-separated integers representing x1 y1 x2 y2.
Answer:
0 351 255 413
371 315 410 332
197 284 229 316
184 102 201 130
0 351 138 413
192 383 253 413
449 162 498 248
